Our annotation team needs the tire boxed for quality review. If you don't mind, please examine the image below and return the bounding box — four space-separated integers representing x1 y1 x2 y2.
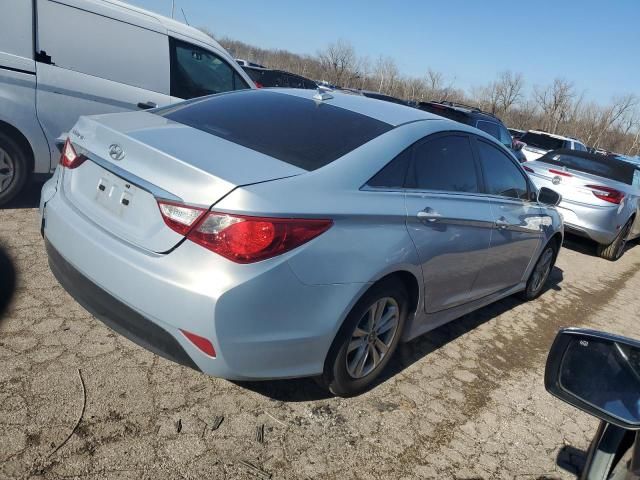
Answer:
518 241 558 301
0 131 30 207
320 278 409 397
597 218 634 261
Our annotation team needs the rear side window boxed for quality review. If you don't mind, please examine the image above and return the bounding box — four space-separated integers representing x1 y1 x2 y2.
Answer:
408 135 479 193
520 132 565 151
367 149 411 188
170 38 249 99
477 140 528 200
540 153 636 185
157 90 392 170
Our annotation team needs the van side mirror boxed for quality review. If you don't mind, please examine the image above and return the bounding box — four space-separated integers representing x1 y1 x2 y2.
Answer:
538 187 561 206
545 328 640 430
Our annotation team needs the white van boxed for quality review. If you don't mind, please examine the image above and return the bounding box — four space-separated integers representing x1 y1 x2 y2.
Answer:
0 0 254 205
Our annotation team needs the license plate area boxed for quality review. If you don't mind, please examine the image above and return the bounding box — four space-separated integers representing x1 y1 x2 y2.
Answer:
95 172 138 217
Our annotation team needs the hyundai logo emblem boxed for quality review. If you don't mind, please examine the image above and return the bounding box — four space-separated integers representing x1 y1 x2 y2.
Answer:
552 176 561 185
108 144 125 161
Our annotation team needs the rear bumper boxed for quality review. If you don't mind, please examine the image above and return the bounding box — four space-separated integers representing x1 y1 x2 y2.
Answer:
46 239 200 371
557 201 623 245
42 187 364 380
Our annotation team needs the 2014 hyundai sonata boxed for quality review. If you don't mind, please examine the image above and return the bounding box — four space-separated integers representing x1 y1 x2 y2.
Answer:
40 89 563 396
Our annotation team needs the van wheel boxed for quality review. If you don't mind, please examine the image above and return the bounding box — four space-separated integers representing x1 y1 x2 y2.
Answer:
320 278 408 397
0 132 30 207
597 219 633 261
518 242 558 301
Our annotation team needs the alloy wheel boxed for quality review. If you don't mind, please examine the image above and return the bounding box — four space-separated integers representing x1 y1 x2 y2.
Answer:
530 247 554 294
346 297 400 379
615 222 633 259
0 147 15 193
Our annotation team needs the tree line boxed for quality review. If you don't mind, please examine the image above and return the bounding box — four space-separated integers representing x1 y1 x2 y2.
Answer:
213 34 639 157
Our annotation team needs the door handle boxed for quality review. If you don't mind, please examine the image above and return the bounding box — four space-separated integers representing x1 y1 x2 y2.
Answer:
495 217 510 229
417 208 442 223
137 101 158 110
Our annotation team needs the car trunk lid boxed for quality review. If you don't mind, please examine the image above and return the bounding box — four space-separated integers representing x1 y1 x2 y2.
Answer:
60 112 305 253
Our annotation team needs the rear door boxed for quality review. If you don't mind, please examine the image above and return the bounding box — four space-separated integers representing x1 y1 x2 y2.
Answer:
404 132 494 313
472 137 543 295
35 0 171 163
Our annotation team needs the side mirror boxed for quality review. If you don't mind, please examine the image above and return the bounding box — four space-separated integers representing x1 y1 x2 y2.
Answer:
545 328 640 430
538 187 562 206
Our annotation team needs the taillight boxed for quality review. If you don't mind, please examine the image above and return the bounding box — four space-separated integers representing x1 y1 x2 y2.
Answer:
158 201 207 235
157 201 332 263
549 168 572 177
59 138 87 169
523 165 534 173
585 185 625 204
255 81 264 88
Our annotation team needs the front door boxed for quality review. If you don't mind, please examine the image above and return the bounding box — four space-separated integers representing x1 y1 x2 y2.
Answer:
404 133 493 313
472 137 543 297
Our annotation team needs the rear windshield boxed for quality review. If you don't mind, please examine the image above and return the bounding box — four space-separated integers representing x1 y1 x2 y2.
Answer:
156 90 392 171
540 152 638 185
520 132 565 150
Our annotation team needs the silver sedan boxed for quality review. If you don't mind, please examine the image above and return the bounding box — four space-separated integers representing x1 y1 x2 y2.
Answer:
40 89 563 396
524 149 640 260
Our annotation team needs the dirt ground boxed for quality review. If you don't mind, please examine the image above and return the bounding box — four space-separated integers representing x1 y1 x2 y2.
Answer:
2 187 640 479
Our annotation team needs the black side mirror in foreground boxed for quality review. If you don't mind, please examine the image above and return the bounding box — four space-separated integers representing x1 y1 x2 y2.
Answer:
545 328 640 430
538 187 562 206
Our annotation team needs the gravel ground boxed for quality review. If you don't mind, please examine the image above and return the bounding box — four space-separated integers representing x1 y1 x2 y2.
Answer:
1 189 640 480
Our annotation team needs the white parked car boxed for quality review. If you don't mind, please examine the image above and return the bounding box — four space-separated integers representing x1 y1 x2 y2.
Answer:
0 0 253 205
519 130 587 162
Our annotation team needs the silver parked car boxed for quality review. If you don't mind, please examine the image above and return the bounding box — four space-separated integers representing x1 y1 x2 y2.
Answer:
41 89 564 396
524 149 640 260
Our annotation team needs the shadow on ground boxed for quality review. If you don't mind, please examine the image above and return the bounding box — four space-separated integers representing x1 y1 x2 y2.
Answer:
556 444 587 476
0 181 44 210
239 266 564 401
563 232 639 259
0 245 17 324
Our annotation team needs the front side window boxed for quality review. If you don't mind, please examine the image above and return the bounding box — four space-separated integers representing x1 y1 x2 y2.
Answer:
409 135 479 193
498 125 514 149
477 140 529 200
170 38 249 99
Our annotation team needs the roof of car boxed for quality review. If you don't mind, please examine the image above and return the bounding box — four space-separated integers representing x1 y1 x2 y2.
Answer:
99 0 228 52
279 89 438 126
546 148 638 167
526 130 574 141
418 101 504 124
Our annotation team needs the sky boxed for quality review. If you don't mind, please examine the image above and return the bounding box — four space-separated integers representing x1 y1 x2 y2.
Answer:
126 0 639 103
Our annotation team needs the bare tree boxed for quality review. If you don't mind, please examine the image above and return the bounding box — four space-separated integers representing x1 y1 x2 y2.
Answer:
318 39 359 87
496 71 524 113
533 78 576 133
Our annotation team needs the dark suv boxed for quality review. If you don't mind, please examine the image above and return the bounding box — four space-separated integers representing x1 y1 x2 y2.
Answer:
417 101 526 163
241 66 317 90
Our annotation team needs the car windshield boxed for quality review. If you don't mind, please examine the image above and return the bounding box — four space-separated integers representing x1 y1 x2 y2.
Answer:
540 152 637 185
155 90 392 171
521 132 565 150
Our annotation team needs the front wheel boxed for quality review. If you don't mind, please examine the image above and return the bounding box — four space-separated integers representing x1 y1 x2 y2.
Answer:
518 242 558 301
597 218 634 261
320 278 408 397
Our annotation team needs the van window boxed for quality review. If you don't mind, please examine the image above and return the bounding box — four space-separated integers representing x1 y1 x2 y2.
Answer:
170 38 249 99
36 0 168 93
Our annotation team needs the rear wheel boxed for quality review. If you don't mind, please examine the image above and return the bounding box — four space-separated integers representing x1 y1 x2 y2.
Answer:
597 218 634 261
320 278 408 397
0 132 30 207
518 242 558 301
